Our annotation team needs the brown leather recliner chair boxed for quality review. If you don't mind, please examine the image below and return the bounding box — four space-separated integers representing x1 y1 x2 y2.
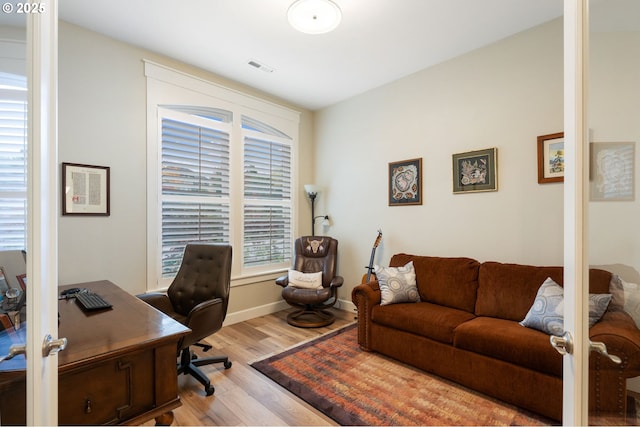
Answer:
138 243 232 396
276 236 343 328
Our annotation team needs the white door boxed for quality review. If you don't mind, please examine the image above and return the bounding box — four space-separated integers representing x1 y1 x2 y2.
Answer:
26 1 62 425
560 2 589 424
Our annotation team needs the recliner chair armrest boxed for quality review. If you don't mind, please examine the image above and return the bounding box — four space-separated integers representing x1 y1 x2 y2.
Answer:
137 292 174 314
275 274 289 287
329 276 344 288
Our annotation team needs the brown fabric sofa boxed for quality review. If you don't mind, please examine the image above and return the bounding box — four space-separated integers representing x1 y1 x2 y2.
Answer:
351 253 640 422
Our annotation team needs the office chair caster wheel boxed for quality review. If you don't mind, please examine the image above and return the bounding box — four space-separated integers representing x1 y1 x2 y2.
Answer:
224 360 232 369
205 384 215 396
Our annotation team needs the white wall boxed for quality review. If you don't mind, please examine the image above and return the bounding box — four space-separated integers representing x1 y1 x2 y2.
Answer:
57 22 315 318
314 19 640 308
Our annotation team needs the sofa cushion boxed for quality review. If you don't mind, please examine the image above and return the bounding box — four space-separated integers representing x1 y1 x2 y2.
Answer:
453 316 562 377
371 301 475 344
475 262 613 321
390 254 479 313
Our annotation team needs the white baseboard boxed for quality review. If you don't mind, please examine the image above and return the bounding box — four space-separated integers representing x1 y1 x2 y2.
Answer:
337 298 357 314
224 298 356 327
224 300 290 326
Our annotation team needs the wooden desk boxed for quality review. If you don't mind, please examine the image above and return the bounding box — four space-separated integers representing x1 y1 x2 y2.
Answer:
0 280 190 425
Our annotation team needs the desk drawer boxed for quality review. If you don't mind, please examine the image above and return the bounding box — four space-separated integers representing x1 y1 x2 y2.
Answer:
59 349 155 425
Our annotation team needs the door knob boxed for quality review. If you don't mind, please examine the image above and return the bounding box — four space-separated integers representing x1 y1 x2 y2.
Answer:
42 334 67 357
0 344 26 363
550 331 574 356
550 332 622 364
589 341 622 364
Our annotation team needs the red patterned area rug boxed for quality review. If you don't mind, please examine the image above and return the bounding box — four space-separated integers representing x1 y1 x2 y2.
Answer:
250 323 555 426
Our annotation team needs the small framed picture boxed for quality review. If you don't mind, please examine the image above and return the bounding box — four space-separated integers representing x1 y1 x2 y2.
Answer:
388 158 422 206
452 148 498 194
537 132 564 184
16 274 26 291
590 142 635 201
0 267 8 295
62 163 110 216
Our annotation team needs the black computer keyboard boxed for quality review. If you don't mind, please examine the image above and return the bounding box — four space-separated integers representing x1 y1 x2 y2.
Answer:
75 292 112 311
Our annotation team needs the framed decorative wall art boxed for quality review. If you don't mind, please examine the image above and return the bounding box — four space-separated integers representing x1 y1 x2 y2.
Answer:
452 148 497 194
590 141 635 201
388 158 422 206
62 163 110 216
16 274 26 291
537 132 564 184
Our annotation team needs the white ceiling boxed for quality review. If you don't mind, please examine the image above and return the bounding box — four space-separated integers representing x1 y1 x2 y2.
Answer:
56 0 564 110
2 1 637 110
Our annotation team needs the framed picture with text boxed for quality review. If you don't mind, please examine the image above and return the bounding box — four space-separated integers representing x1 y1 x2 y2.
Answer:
62 163 110 216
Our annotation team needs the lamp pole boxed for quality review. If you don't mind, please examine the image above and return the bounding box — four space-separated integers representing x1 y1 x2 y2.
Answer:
308 191 317 236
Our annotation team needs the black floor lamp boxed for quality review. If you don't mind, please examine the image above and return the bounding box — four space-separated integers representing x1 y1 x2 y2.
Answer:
304 184 330 236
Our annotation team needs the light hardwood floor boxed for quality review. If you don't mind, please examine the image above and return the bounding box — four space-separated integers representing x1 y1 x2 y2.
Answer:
145 308 356 426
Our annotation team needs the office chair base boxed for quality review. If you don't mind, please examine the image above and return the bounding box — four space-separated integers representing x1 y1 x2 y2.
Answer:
178 349 232 396
287 308 335 328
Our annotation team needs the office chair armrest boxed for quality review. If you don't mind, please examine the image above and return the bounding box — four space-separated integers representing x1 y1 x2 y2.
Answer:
186 298 225 338
329 275 344 288
275 274 289 287
137 292 174 314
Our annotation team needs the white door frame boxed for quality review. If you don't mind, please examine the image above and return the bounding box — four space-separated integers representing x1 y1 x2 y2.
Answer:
562 0 589 424
26 0 59 425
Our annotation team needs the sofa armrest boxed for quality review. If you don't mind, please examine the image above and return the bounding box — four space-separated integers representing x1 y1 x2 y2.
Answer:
590 310 640 374
351 281 381 350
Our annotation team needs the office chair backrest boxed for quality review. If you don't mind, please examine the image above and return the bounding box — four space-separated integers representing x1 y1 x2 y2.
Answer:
292 236 338 288
168 243 232 318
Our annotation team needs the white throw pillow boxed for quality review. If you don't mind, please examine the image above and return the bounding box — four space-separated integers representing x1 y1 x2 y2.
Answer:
373 261 420 306
288 270 323 289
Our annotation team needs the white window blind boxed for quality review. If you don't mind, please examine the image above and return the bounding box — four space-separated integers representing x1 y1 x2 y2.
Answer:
146 61 300 288
243 135 292 267
0 77 28 251
160 112 230 277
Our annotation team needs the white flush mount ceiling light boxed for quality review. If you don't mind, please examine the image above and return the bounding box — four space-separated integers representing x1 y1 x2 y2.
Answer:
287 0 342 35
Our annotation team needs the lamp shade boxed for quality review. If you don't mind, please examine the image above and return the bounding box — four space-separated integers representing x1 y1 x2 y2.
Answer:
287 0 342 35
304 184 321 195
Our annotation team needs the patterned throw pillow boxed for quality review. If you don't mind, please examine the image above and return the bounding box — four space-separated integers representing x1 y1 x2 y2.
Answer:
609 274 640 328
373 261 420 306
520 277 612 336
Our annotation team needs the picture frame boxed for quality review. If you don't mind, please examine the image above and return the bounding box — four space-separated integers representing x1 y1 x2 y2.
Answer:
16 274 26 291
452 148 498 194
0 267 8 295
388 158 422 206
590 142 635 201
62 162 110 216
537 132 564 184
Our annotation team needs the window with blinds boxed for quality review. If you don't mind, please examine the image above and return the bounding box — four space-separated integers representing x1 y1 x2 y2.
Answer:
243 134 292 267
0 74 28 251
157 107 294 279
160 111 231 277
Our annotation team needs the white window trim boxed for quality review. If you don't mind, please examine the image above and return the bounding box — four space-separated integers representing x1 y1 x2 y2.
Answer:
145 60 300 291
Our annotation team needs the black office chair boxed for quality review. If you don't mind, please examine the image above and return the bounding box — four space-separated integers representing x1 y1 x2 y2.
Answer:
138 243 232 396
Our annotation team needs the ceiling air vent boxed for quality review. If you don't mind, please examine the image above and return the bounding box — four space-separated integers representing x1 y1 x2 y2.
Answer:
248 59 275 73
